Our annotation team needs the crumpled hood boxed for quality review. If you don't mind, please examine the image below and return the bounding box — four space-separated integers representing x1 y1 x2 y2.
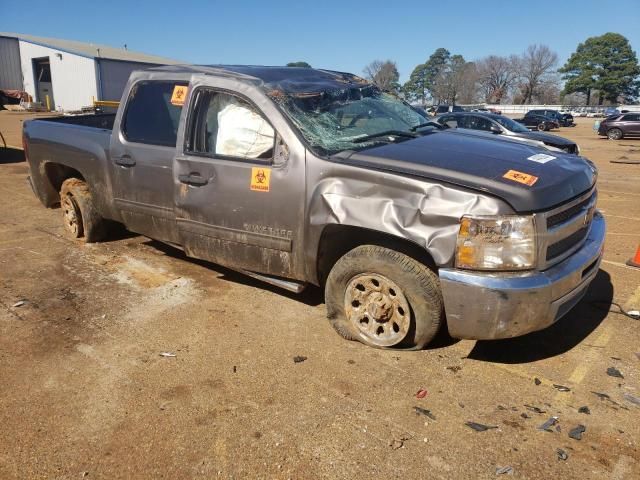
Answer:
336 129 595 212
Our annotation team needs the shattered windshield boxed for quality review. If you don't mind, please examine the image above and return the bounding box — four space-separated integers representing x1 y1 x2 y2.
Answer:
270 86 433 155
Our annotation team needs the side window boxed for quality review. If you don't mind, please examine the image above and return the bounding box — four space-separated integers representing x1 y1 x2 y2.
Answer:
465 116 492 131
188 90 275 161
440 115 457 128
122 81 187 147
622 114 639 121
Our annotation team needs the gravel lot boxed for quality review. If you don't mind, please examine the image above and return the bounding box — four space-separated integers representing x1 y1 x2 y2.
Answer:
0 111 639 479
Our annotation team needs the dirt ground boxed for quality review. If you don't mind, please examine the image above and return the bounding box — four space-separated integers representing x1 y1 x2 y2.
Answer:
0 111 639 479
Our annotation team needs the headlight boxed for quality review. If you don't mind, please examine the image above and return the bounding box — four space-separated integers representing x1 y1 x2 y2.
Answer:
455 215 536 270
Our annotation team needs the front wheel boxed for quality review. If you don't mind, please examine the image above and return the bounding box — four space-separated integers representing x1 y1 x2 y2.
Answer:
325 245 443 350
607 128 623 140
537 122 547 131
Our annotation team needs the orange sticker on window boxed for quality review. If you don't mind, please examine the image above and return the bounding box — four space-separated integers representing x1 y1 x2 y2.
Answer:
170 85 188 106
250 167 271 192
503 169 539 186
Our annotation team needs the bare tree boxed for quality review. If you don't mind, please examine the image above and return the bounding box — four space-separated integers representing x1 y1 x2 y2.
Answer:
363 60 400 92
476 55 519 104
517 45 558 104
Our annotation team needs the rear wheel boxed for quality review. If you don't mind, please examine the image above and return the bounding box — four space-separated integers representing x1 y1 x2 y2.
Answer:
537 122 547 131
325 245 443 350
60 178 106 242
607 128 623 140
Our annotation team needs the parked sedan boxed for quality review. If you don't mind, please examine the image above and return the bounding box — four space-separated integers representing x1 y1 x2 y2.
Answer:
437 112 580 154
597 113 640 139
513 113 558 131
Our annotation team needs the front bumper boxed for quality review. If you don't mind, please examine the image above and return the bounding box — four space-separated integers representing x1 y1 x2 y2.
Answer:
439 212 605 340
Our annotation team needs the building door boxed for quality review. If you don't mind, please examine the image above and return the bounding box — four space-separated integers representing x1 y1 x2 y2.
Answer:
33 58 55 110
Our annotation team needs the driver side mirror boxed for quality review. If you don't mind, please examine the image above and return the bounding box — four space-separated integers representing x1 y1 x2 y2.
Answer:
490 124 502 134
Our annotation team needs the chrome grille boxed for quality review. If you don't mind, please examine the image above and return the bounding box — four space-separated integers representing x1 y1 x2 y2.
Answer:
537 187 597 269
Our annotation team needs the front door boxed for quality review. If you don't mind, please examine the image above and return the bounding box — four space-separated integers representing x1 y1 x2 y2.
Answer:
109 80 187 243
174 85 305 279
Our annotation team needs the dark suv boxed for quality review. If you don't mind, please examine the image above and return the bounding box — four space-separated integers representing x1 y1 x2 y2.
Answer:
597 113 640 140
527 109 573 127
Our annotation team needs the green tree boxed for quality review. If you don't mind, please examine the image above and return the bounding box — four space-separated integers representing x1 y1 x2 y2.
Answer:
560 33 640 104
286 61 312 68
402 48 450 104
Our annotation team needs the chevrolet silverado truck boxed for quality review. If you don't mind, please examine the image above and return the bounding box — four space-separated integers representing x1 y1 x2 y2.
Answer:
23 65 605 350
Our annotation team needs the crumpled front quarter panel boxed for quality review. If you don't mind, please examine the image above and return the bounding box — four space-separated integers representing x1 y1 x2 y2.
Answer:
305 158 513 282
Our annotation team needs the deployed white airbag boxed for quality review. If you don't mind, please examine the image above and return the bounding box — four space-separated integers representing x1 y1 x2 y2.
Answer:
216 98 274 158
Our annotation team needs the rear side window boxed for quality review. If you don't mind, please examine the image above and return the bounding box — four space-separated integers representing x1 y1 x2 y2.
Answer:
122 81 187 147
622 114 640 121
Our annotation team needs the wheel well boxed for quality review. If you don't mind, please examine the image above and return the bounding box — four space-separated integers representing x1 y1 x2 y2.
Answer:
43 163 85 206
316 225 437 287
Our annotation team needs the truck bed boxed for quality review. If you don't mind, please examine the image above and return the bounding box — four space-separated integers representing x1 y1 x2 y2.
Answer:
40 113 116 130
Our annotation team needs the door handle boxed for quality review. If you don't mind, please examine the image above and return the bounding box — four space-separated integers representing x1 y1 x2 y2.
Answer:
178 173 208 186
115 155 136 167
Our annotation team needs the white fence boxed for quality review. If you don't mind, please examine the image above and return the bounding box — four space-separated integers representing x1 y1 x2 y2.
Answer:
461 104 640 114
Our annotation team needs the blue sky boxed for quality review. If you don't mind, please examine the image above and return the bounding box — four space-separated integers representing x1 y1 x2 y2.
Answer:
2 0 639 82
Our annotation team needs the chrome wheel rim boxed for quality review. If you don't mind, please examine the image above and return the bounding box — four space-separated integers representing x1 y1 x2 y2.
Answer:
344 273 410 347
608 129 621 140
61 193 80 237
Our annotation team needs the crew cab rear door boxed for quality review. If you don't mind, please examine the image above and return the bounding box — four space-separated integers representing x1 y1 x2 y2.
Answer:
173 76 306 280
109 79 187 243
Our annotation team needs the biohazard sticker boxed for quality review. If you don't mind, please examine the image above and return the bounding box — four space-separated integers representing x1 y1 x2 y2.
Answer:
250 167 271 192
503 169 539 186
170 85 188 106
527 153 556 164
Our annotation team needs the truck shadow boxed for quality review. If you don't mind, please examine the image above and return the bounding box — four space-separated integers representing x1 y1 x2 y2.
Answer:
466 269 613 363
0 147 25 164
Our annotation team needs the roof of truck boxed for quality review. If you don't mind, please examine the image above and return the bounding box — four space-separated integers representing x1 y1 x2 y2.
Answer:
148 64 371 94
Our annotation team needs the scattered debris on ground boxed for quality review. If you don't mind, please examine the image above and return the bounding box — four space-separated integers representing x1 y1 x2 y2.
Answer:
495 465 513 475
12 300 26 307
538 416 559 432
446 366 462 373
553 384 571 392
623 393 640 406
578 406 591 415
524 405 546 414
465 422 498 432
534 378 542 385
568 425 586 440
159 352 176 358
557 448 568 461
416 389 428 399
414 407 436 420
606 367 624 379
293 355 307 363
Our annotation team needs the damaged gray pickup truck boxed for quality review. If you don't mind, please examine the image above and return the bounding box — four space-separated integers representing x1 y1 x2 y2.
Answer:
23 65 605 350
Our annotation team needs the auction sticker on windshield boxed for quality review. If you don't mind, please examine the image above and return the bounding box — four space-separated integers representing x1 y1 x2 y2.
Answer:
503 169 539 186
527 153 556 164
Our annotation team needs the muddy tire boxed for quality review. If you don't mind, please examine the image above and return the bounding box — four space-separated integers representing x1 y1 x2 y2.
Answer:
325 245 443 350
60 178 105 242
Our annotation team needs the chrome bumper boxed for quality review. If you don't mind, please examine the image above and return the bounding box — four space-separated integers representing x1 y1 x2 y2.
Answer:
439 212 605 340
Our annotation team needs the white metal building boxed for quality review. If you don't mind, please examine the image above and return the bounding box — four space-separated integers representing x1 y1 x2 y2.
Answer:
0 32 179 111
